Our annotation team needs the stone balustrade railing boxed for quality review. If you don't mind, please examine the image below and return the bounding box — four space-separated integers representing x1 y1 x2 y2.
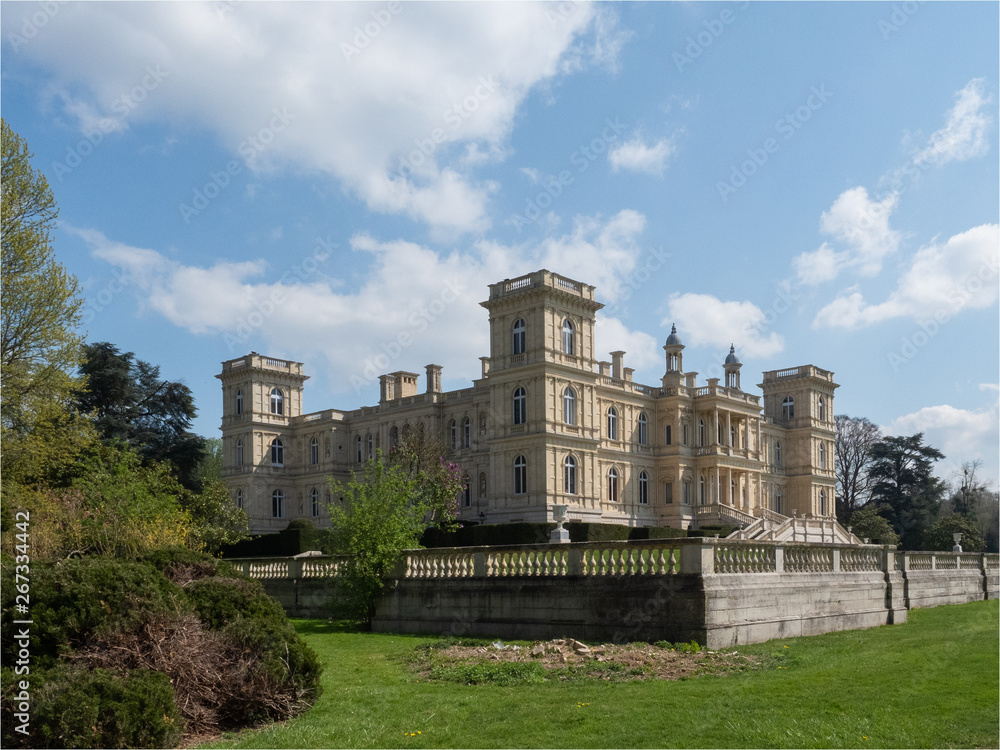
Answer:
227 543 999 581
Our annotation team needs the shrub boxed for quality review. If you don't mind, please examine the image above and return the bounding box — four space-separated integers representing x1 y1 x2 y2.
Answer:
2 666 182 749
141 546 237 584
184 576 287 630
922 514 985 552
1 557 184 669
429 660 545 686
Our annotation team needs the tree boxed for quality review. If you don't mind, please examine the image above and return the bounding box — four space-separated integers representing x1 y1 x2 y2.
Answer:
326 446 462 624
834 415 881 523
74 341 206 489
922 514 986 553
867 433 945 550
180 480 250 553
847 504 900 546
1 119 84 467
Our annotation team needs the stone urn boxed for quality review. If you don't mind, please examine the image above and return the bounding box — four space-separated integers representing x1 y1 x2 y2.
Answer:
550 504 570 544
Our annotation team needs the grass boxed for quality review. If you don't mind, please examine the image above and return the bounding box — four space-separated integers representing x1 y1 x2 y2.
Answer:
201 599 998 749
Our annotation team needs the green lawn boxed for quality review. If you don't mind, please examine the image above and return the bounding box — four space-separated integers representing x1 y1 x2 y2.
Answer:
202 599 999 749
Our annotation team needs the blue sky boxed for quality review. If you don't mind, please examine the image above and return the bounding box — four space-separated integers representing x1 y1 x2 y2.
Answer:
3 1 998 488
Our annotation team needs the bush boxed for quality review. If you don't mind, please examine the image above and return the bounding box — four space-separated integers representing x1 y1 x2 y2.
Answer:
184 576 287 630
141 545 238 583
687 525 736 538
629 526 687 540
2 666 182 749
922 514 985 552
1 557 184 669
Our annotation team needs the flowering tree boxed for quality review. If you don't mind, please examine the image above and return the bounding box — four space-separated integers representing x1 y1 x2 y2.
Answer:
326 435 463 624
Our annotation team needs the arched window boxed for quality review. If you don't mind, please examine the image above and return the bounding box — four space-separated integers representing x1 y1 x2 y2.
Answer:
607 467 619 502
271 489 284 518
310 437 319 465
235 488 243 509
776 488 783 514
512 387 526 425
355 435 362 463
607 407 618 440
270 388 284 415
390 426 399 448
820 489 827 516
512 318 525 355
665 424 672 445
819 442 826 469
564 455 577 495
699 419 706 447
699 476 706 505
366 433 374 459
638 413 648 445
563 387 576 426
818 395 826 421
782 396 794 420
639 471 649 504
562 319 575 355
513 455 526 495
236 439 244 467
462 417 472 448
235 389 243 415
311 488 319 517
775 441 782 468
270 438 284 466
462 481 471 507
449 419 458 449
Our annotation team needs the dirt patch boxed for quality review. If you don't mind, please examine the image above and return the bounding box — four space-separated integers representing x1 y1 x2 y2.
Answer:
413 638 762 682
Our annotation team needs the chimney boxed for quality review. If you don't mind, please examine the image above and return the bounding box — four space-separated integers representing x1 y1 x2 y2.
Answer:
379 374 396 403
480 356 490 379
685 371 698 389
598 361 611 377
611 351 625 379
623 367 634 382
425 364 442 394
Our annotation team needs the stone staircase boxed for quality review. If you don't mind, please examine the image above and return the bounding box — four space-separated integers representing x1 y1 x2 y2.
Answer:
728 513 864 545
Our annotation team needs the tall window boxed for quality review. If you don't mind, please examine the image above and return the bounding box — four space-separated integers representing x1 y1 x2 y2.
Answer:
607 467 619 502
820 489 827 516
366 433 374 459
664 482 673 504
390 426 399 448
512 318 525 355
730 425 736 447
235 389 243 415
564 455 577 495
513 456 526 495
607 407 618 440
682 424 689 446
818 395 826 421
462 479 471 507
699 476 706 505
561 319 575 355
311 488 319 517
775 441 782 468
775 488 783 514
272 489 284 518
512 387 526 425
819 442 826 469
639 471 649 504
270 438 284 466
270 388 284 415
782 396 794 420
638 413 648 445
462 417 471 448
235 488 243 509
449 419 458 449
310 437 319 465
563 387 576 426
356 435 362 463
683 481 691 504
699 419 706 447
236 439 244 467
665 424 672 445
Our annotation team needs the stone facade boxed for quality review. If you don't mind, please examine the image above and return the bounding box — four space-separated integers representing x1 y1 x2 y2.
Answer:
218 270 838 535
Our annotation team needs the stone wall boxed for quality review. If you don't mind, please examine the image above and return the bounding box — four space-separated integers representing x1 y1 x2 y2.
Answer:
227 541 999 645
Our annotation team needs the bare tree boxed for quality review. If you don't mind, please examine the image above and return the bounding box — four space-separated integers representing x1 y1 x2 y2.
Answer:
834 414 881 523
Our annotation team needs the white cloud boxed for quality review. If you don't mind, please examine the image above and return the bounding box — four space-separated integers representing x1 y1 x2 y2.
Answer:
11 2 621 233
913 78 992 168
886 385 1000 485
663 293 784 359
608 135 676 177
813 223 999 329
594 316 660 373
77 210 659 393
798 187 902 286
